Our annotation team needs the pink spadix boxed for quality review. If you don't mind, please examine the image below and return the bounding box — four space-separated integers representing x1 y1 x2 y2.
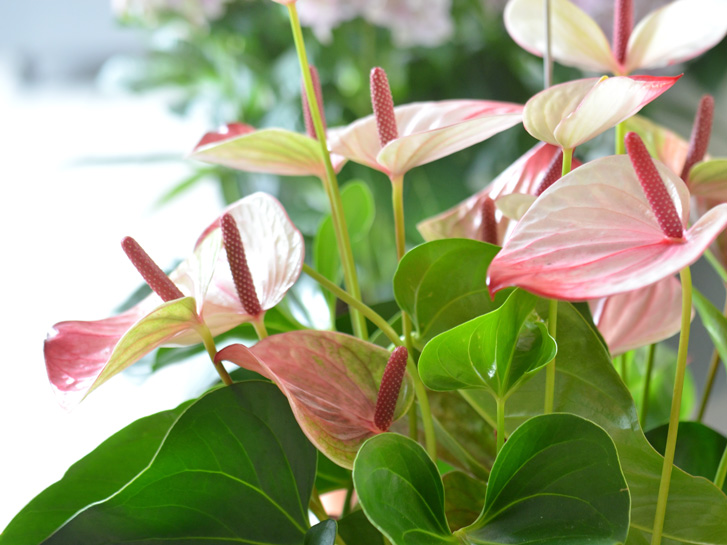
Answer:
374 346 408 432
301 65 326 139
478 197 498 245
121 237 184 302
613 0 633 67
370 67 398 148
221 213 263 317
625 132 684 240
681 94 715 182
535 149 564 196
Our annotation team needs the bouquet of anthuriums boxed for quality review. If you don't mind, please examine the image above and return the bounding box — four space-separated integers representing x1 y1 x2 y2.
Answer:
6 0 727 544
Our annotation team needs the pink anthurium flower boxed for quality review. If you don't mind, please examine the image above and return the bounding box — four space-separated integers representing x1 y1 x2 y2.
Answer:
418 143 584 244
504 0 727 75
45 192 304 409
524 75 679 150
215 332 414 468
589 276 686 355
487 134 727 301
327 74 523 179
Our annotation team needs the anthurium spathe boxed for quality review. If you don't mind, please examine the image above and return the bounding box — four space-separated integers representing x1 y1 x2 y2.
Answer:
504 0 727 75
524 75 679 150
418 143 583 244
190 122 346 179
487 152 727 301
327 98 523 179
214 331 414 468
45 192 304 409
589 276 685 355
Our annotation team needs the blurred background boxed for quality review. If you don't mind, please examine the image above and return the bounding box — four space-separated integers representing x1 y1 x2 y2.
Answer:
2 0 727 531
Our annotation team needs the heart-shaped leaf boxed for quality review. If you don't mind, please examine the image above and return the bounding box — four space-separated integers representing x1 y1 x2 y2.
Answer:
394 239 510 347
462 302 727 544
215 331 414 468
352 433 458 545
419 289 556 398
38 381 317 544
0 402 190 545
463 414 630 545
488 155 727 300
442 471 487 532
646 422 727 493
337 509 385 545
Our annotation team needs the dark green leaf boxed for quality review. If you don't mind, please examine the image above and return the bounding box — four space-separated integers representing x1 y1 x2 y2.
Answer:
1 402 190 545
337 510 385 545
442 472 487 532
353 433 458 545
316 452 352 494
463 414 630 545
305 520 337 545
461 302 727 544
420 289 555 398
40 382 316 544
393 239 511 347
646 422 727 493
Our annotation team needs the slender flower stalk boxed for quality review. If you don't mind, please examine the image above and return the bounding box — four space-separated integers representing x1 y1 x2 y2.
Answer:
715 443 727 490
543 0 552 89
287 2 368 340
650 266 692 545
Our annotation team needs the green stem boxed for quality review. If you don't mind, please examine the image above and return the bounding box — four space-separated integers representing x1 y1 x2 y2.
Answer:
544 299 558 414
195 323 233 386
705 248 727 284
715 443 727 490
252 316 268 340
543 0 552 89
287 3 367 341
562 147 573 176
640 344 657 427
620 354 628 384
615 121 627 155
391 175 407 261
496 397 506 455
650 266 692 545
408 404 418 442
697 293 727 421
458 390 499 432
303 263 437 458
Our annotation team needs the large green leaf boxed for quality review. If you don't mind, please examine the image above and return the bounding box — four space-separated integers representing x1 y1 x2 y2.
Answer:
314 181 375 319
337 510 385 545
693 288 727 374
354 416 630 545
40 382 316 544
442 472 487 532
462 302 727 545
463 414 630 545
393 239 510 348
646 422 727 493
419 289 555 398
1 403 190 545
353 433 459 545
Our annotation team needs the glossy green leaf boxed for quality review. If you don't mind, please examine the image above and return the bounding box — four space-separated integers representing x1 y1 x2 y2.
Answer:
646 422 727 493
463 414 630 545
393 239 511 348
305 520 337 545
353 433 458 545
0 402 190 545
420 289 555 398
40 382 316 544
693 288 727 375
337 510 385 545
314 181 375 317
461 302 727 544
442 471 487 532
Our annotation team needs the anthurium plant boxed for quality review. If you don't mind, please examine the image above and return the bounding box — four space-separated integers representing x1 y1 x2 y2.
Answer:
7 0 727 544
